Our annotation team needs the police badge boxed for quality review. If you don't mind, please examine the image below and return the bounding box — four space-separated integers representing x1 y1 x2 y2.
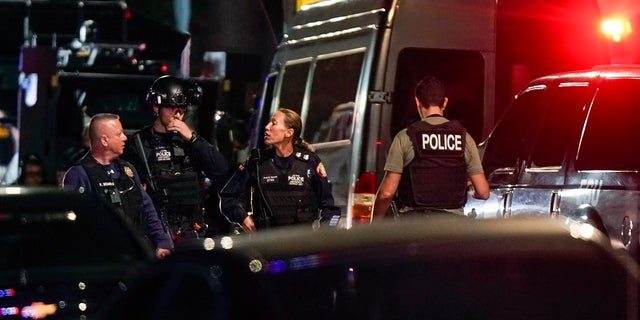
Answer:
123 166 134 178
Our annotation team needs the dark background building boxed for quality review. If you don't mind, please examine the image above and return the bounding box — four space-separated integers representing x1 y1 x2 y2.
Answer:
0 0 296 185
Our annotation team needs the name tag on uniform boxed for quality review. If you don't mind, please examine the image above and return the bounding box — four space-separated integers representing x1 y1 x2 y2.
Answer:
261 175 278 184
98 181 116 187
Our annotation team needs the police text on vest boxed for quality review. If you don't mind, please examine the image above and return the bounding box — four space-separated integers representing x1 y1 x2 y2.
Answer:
421 134 462 151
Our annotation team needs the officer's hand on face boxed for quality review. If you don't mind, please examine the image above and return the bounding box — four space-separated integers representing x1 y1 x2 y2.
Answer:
166 119 192 141
242 216 256 233
156 248 171 259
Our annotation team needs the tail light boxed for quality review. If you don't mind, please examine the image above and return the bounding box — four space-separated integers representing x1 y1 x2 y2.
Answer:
352 172 376 224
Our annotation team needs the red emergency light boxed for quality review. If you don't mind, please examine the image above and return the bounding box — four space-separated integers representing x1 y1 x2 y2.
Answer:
601 18 632 42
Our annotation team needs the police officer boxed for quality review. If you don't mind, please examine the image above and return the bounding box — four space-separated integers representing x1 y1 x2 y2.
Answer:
372 76 489 220
122 75 228 243
219 108 341 232
62 113 172 258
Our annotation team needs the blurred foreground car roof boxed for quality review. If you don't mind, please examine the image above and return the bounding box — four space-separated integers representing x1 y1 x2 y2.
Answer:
109 216 640 320
0 186 155 319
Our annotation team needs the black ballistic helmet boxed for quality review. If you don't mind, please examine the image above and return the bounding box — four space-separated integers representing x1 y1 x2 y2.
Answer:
146 75 202 108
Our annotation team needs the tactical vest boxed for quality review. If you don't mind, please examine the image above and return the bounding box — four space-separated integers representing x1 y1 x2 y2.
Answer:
137 127 201 208
256 149 319 226
80 156 143 228
398 119 468 209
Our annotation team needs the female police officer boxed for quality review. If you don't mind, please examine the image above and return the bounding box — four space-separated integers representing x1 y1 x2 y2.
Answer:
219 108 341 232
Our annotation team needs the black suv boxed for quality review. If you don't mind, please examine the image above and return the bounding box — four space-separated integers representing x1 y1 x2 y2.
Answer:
464 66 640 257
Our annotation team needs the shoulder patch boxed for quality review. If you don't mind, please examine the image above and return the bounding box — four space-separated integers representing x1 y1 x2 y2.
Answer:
316 162 328 179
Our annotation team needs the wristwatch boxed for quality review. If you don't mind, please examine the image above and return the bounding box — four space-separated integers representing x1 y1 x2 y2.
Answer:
189 131 198 143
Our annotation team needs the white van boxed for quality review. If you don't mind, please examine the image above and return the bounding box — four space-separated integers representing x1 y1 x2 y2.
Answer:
253 0 609 227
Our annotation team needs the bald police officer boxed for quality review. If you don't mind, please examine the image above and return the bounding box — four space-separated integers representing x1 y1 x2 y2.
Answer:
372 76 489 220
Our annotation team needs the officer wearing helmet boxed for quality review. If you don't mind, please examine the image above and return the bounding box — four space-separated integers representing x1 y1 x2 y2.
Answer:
122 75 228 244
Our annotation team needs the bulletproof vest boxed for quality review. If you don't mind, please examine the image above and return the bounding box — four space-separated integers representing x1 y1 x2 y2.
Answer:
398 119 468 209
80 156 143 228
256 148 319 226
139 128 201 207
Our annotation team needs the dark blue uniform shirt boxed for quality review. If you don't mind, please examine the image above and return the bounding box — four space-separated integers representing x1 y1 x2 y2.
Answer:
62 157 173 250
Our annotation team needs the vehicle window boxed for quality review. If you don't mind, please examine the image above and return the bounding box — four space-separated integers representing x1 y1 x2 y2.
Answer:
482 87 544 175
306 52 363 142
577 79 640 171
279 61 310 116
254 73 277 149
392 48 485 141
529 83 592 168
